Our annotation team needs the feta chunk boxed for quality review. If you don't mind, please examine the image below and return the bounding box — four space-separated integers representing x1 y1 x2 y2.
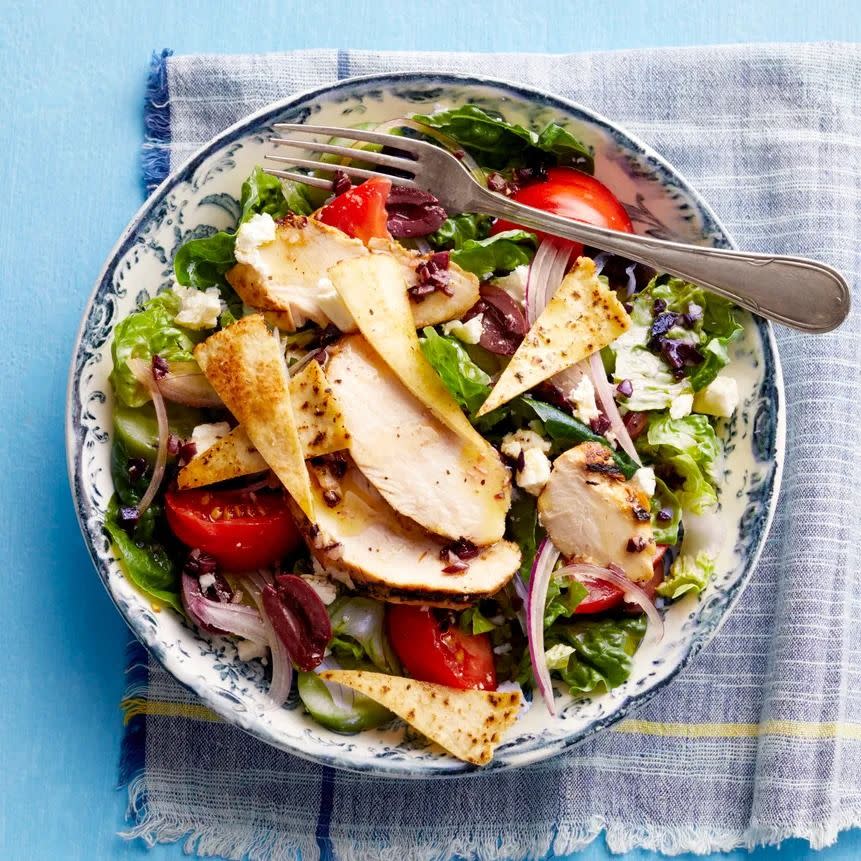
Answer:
190 421 231 456
442 314 484 345
500 429 552 461
516 447 552 496
632 466 656 499
566 374 602 427
236 639 269 662
315 276 356 331
198 573 216 591
234 212 277 263
301 574 338 606
693 375 739 418
491 265 529 305
173 285 225 330
669 392 694 419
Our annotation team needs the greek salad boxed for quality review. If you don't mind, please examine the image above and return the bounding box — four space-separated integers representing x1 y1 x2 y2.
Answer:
104 104 741 764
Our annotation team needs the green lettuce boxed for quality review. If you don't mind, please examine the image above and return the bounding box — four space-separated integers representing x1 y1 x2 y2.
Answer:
459 605 498 635
544 578 589 628
639 414 721 513
507 493 542 581
429 213 493 250
418 327 492 417
449 230 538 280
104 497 182 613
657 551 716 599
651 477 682 545
328 597 400 674
552 615 646 692
411 105 593 171
109 291 198 407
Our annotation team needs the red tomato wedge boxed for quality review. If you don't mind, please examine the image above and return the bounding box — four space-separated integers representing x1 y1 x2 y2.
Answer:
490 167 634 254
386 605 496 690
165 489 301 571
574 545 670 614
318 176 392 244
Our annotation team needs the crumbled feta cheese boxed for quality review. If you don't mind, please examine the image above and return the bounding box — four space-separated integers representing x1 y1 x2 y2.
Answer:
315 276 356 331
492 643 512 655
669 392 694 419
545 643 576 670
198 573 216 591
491 264 529 305
301 574 339 605
632 467 656 498
234 212 277 262
173 285 225 330
566 374 602 427
441 314 483 345
500 429 551 461
190 421 231 456
236 639 269 662
693 375 739 418
516 448 552 496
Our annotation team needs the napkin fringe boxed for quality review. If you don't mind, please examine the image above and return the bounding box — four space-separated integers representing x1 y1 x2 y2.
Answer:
142 49 172 193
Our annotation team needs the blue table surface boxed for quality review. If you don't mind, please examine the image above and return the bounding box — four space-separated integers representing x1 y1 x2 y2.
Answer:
2 1 859 858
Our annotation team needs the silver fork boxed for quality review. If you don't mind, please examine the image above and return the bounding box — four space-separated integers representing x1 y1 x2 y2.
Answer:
269 123 849 333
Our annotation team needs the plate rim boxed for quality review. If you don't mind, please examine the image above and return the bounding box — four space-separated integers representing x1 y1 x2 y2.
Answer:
66 70 785 778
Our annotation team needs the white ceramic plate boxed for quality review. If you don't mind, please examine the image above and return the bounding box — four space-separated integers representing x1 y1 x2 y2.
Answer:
67 73 784 776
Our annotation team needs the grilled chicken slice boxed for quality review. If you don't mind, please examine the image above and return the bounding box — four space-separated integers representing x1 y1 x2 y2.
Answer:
537 442 656 582
227 213 479 332
325 335 509 545
289 460 520 606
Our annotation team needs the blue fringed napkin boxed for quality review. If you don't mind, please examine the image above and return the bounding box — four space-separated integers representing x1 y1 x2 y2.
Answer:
122 45 861 860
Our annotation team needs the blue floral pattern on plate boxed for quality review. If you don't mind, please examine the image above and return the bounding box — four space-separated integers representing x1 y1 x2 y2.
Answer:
66 73 784 777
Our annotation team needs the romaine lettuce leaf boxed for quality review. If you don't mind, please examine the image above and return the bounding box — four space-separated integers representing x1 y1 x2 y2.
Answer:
104 497 182 612
429 213 493 250
544 577 589 628
657 551 716 599
328 596 400 674
411 105 593 171
449 230 538 280
109 291 199 407
638 414 721 513
507 493 542 581
651 476 682 545
418 327 492 417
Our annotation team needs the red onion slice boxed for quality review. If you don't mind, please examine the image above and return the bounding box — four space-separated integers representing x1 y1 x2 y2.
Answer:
525 538 562 716
556 561 664 643
588 352 641 466
181 573 267 642
314 656 355 712
127 357 223 408
245 573 293 708
127 361 169 518
526 239 574 326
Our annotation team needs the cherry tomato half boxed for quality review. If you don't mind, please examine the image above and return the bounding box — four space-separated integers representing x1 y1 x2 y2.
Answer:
575 545 669 614
491 167 634 254
165 489 301 571
318 176 392 244
386 605 496 690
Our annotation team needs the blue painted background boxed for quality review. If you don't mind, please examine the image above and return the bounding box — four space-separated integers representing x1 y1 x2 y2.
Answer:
2 1 859 858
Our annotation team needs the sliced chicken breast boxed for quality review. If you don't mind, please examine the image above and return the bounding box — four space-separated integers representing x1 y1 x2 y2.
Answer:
228 213 479 332
325 335 510 545
537 442 657 582
289 460 521 606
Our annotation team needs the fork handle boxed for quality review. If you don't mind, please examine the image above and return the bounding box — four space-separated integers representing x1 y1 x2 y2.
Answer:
471 191 850 333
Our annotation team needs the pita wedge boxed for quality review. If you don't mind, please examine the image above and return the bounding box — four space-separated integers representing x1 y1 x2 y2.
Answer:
319 670 522 765
477 257 630 416
328 254 481 447
178 358 351 489
194 314 314 517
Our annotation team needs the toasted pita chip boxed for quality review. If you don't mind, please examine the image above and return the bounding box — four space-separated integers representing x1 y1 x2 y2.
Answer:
319 670 522 765
194 315 314 517
177 426 267 489
328 254 481 447
477 257 630 416
177 360 349 490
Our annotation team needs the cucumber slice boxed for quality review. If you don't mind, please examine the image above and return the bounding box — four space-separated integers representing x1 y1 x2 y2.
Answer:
298 669 392 734
113 401 201 462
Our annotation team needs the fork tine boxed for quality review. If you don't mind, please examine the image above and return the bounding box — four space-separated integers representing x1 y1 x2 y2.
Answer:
265 154 417 186
272 122 422 154
263 168 333 190
269 137 416 171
